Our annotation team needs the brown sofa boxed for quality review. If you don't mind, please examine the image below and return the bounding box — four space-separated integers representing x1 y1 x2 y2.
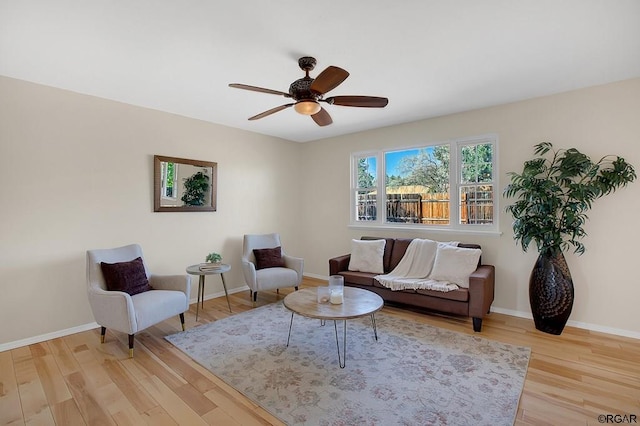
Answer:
329 237 495 332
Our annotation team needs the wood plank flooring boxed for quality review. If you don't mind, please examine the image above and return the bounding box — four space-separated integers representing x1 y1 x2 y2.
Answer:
1 277 638 425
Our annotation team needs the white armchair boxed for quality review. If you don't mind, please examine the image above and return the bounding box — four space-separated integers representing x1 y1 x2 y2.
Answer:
86 244 191 357
242 233 303 303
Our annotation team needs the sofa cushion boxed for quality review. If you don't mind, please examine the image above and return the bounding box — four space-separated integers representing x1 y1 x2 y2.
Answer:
361 237 395 272
415 287 469 302
348 239 386 274
428 244 482 288
388 238 413 272
100 257 152 296
338 271 377 287
459 243 483 266
372 277 416 293
253 246 286 270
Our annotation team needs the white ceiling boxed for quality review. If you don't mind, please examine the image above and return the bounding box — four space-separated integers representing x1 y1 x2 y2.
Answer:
1 1 639 142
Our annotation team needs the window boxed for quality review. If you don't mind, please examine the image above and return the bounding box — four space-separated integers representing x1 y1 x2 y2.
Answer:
354 155 378 221
351 135 497 231
160 161 178 199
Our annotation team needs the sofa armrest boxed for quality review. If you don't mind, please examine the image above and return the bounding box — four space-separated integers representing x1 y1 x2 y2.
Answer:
149 274 191 294
87 287 136 334
329 254 351 275
283 254 304 286
241 260 257 289
467 265 495 319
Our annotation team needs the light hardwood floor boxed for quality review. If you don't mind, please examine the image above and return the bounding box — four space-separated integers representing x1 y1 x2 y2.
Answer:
1 277 638 425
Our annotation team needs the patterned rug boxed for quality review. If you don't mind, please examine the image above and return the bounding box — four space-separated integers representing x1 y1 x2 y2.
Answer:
166 302 530 426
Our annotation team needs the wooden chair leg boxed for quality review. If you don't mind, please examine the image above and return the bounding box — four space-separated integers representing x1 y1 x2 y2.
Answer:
100 327 106 343
179 313 185 331
128 334 134 358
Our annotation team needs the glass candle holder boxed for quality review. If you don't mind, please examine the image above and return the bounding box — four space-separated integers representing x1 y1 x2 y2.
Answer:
328 275 344 304
330 289 344 304
317 287 331 303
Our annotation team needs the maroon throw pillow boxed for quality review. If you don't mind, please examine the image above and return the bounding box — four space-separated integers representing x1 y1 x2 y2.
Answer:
100 257 152 295
253 246 286 270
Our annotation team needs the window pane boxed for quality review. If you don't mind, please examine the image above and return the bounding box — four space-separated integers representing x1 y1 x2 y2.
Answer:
461 143 493 184
420 192 450 225
355 190 377 221
161 162 177 198
384 146 450 224
357 156 376 188
459 185 494 224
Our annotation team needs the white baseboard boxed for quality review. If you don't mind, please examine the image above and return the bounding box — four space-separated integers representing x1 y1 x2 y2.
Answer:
310 273 640 339
304 272 328 281
195 284 250 303
0 285 253 354
0 322 100 353
489 307 640 339
3 279 637 353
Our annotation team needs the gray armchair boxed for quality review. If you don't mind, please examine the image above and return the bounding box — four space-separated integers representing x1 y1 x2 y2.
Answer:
241 233 303 303
86 244 191 357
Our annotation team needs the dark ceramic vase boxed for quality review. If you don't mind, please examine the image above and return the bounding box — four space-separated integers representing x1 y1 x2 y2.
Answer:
529 252 574 335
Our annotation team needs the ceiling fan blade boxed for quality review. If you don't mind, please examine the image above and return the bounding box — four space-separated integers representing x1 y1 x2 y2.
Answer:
248 104 294 120
229 83 291 97
311 107 333 126
310 66 349 95
325 96 389 108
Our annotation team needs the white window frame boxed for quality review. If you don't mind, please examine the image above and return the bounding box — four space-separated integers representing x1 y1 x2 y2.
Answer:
349 134 499 235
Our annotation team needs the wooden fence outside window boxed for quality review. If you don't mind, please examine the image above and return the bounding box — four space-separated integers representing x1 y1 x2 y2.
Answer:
357 188 493 225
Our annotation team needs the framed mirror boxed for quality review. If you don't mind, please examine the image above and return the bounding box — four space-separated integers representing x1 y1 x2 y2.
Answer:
154 155 217 212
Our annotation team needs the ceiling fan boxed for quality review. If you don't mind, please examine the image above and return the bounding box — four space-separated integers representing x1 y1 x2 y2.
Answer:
229 56 389 126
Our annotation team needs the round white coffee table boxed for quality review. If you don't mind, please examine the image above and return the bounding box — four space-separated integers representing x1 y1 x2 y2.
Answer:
283 287 384 368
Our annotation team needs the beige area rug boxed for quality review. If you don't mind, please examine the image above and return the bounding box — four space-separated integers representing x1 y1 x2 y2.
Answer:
166 302 530 426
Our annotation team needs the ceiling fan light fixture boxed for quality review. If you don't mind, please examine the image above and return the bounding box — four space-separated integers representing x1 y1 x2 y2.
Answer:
294 100 321 115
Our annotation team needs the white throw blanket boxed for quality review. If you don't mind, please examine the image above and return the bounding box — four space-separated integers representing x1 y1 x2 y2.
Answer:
374 239 459 292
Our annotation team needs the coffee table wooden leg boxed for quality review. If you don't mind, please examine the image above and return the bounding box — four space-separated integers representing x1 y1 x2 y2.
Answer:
286 312 295 347
333 320 347 368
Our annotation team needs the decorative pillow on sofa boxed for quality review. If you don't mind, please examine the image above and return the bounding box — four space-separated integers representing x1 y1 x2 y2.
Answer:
100 257 152 296
428 244 481 288
253 246 286 270
348 239 386 274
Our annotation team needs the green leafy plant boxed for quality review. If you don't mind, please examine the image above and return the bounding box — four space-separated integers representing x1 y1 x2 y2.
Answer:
504 142 636 256
205 252 222 263
181 171 210 206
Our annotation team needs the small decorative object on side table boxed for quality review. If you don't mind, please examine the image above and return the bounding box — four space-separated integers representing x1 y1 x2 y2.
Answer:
186 259 231 320
205 252 222 265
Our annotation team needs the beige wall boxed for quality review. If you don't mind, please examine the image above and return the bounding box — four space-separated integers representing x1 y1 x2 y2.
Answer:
1 76 639 349
0 76 303 346
300 78 640 337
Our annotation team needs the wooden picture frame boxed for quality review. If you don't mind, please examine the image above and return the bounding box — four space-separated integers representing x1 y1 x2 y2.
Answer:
154 155 217 212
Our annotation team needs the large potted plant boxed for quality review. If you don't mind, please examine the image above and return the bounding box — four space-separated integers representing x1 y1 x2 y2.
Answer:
504 142 635 335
